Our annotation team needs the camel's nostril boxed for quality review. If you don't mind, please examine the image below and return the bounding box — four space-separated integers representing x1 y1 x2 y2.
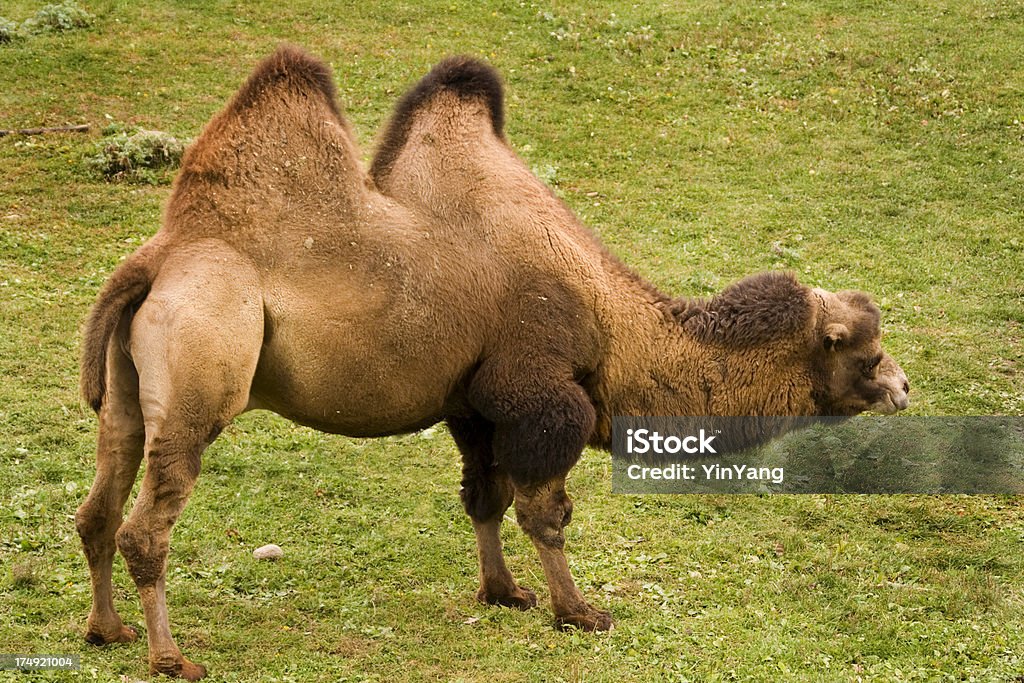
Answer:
903 381 910 394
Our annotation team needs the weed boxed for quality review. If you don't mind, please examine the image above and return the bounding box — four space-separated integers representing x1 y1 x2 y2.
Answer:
11 560 40 589
88 128 187 184
0 17 17 43
20 1 93 35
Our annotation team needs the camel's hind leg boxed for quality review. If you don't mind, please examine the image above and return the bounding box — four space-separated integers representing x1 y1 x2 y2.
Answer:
76 312 145 645
114 245 262 680
448 415 536 610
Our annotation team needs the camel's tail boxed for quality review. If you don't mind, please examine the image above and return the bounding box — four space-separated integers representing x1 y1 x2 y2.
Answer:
80 241 163 412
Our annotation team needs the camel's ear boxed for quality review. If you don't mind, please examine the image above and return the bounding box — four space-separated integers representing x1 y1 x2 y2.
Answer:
823 322 849 351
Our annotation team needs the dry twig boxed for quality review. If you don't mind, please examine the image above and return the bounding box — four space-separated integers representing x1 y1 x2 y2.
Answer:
0 124 90 137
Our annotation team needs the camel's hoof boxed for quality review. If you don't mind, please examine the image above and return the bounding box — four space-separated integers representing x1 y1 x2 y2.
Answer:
477 585 538 611
555 608 613 632
85 624 138 645
179 661 207 682
151 657 207 681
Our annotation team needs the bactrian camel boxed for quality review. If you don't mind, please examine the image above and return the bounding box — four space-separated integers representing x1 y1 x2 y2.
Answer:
76 46 910 679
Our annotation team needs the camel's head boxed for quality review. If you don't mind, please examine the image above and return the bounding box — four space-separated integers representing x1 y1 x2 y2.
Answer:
811 287 910 416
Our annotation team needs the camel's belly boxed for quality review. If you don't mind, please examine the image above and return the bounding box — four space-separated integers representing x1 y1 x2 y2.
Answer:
247 282 479 436
249 350 465 436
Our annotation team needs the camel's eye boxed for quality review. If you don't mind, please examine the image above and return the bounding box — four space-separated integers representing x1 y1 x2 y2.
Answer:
863 355 882 377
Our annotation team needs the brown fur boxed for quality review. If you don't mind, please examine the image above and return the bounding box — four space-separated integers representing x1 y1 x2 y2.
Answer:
77 47 909 679
368 59 909 433
229 44 342 120
79 239 163 411
371 55 505 183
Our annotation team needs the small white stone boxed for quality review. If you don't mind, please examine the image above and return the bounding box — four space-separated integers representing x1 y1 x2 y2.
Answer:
303 237 314 249
253 544 283 560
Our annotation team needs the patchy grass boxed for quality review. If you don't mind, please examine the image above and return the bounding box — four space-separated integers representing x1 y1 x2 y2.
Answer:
0 17 18 43
0 0 93 41
0 0 1022 681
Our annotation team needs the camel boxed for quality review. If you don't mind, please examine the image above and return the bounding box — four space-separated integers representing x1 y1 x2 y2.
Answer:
76 46 910 680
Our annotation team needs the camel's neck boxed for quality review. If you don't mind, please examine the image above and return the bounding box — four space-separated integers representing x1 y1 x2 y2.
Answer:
590 299 698 436
588 285 815 447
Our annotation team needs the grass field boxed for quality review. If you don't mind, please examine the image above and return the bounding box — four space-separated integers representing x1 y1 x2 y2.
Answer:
1 1 1022 681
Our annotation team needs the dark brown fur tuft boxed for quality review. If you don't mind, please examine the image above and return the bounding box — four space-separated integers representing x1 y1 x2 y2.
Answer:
371 56 505 182
227 44 342 121
674 271 812 347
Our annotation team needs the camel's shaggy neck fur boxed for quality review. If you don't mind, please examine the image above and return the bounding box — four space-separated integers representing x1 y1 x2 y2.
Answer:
589 272 826 441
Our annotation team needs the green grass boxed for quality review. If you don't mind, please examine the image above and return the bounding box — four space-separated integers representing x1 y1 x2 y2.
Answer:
1 0 1022 681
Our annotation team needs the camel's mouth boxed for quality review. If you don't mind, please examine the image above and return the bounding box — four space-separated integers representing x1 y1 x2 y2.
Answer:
869 387 910 415
865 357 910 415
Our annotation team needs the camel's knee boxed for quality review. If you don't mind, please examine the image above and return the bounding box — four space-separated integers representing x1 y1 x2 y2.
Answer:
115 445 199 586
76 483 133 553
514 483 574 549
115 520 168 587
75 499 111 548
460 469 514 522
79 409 146 552
74 493 115 540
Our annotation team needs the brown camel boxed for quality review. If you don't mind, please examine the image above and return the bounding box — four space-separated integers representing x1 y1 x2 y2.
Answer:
76 46 909 680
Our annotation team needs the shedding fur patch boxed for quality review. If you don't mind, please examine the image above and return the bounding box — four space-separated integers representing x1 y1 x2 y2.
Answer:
371 56 505 182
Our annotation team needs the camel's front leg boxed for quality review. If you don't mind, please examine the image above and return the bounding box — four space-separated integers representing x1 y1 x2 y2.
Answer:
513 477 612 631
468 359 612 630
448 415 537 609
